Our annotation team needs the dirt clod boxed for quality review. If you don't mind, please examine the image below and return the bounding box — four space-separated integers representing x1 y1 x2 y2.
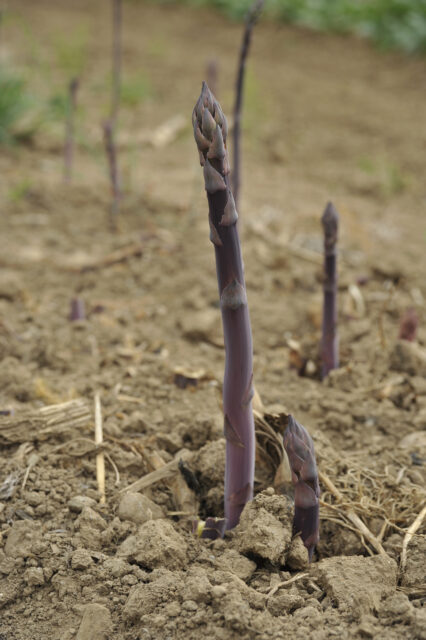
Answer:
76 603 112 640
312 555 398 620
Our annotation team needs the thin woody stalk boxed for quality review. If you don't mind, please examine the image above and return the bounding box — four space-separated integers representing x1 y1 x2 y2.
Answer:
321 202 339 379
102 119 121 225
63 77 79 184
193 83 255 530
283 415 320 561
232 0 264 208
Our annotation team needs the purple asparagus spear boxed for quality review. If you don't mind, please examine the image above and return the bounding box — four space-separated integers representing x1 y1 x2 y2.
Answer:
283 415 320 561
193 82 255 530
321 202 339 379
232 0 264 209
63 77 79 184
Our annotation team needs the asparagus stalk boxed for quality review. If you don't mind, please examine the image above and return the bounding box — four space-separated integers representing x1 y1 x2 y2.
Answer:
398 307 418 342
63 77 79 184
193 82 255 530
232 0 264 209
102 118 121 225
321 202 339 379
283 415 320 561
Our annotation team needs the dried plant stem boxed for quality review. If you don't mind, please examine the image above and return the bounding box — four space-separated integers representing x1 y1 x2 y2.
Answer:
319 469 388 556
63 78 79 184
401 504 426 571
193 83 255 529
232 0 264 208
94 392 106 504
321 202 339 378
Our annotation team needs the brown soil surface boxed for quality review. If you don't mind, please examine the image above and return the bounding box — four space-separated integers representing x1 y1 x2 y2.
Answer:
1 1 425 639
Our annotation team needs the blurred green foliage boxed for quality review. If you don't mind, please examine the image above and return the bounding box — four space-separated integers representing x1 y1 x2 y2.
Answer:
163 0 426 53
0 68 31 144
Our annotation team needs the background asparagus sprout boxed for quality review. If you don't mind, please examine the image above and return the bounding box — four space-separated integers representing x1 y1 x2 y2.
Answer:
321 202 339 379
63 77 79 184
193 82 255 531
232 0 264 209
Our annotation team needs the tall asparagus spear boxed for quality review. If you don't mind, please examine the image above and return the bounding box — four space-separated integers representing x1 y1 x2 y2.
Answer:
321 202 339 379
283 415 320 561
193 82 255 530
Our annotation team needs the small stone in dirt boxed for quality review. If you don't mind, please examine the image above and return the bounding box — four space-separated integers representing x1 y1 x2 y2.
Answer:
312 555 397 620
68 496 97 513
123 569 184 622
23 566 45 586
25 491 44 507
267 592 304 616
117 519 187 570
286 535 309 571
117 492 164 525
5 520 41 558
390 340 426 376
215 549 256 581
71 548 93 570
76 603 112 640
103 557 132 578
233 491 293 565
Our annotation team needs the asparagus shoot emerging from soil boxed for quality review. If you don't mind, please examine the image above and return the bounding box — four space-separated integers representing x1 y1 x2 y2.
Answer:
193 517 227 540
398 307 418 342
70 297 85 321
283 415 320 561
102 118 121 226
233 0 264 208
321 202 339 379
63 77 79 184
193 82 255 530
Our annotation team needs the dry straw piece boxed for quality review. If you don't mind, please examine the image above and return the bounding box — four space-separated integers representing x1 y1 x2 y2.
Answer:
94 392 106 504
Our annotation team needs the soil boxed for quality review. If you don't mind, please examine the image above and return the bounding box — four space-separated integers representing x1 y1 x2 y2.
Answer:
1 1 426 639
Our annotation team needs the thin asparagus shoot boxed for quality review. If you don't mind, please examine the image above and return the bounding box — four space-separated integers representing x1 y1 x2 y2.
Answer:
282 414 320 561
398 307 418 342
321 202 339 379
63 77 79 184
193 82 255 530
232 0 264 209
102 119 121 226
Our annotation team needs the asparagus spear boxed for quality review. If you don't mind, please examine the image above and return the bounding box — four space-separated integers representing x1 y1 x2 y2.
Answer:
63 77 79 184
193 82 255 530
321 202 339 379
283 415 320 561
233 0 264 209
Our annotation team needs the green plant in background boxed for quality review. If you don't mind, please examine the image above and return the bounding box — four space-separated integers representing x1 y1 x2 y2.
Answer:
169 0 426 53
120 73 153 107
52 25 90 78
0 68 31 144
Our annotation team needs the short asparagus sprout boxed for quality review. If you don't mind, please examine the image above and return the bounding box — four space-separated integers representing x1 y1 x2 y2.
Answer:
193 517 227 540
321 202 339 379
193 82 255 531
283 415 320 561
